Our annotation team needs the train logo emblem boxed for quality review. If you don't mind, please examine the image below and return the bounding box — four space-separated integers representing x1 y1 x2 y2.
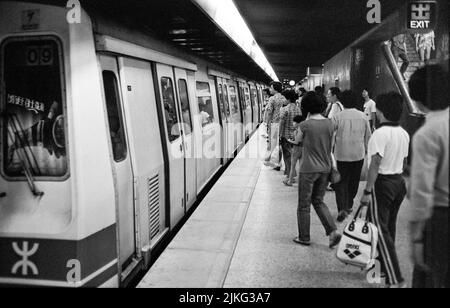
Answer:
408 1 436 29
11 242 39 276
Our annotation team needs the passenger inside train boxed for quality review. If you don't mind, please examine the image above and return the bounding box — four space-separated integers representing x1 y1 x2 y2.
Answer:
0 0 447 293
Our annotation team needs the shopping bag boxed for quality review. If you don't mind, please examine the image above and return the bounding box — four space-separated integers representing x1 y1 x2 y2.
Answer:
336 204 379 270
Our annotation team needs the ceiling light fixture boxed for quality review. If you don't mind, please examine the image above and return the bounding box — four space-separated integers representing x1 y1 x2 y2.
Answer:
191 0 279 81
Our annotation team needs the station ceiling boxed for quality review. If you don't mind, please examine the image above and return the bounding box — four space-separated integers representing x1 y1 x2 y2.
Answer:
234 0 408 82
18 0 407 83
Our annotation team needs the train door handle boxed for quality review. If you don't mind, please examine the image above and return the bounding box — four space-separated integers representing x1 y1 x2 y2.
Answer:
180 144 184 153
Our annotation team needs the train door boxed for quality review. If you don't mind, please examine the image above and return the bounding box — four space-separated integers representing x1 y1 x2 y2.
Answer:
215 77 231 162
156 64 185 226
243 84 252 137
250 85 258 128
222 82 234 159
173 68 196 211
99 55 135 269
228 82 242 152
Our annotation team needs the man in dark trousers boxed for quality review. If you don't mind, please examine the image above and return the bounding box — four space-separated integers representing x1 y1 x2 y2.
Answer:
360 92 410 288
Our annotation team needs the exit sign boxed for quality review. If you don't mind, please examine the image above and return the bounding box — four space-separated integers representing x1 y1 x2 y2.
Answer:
407 1 437 31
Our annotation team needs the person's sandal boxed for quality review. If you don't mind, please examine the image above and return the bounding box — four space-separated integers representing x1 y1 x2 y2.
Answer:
293 238 311 246
283 179 293 187
329 233 342 249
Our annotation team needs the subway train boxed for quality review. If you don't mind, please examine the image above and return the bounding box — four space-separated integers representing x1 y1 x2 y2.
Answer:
0 1 267 287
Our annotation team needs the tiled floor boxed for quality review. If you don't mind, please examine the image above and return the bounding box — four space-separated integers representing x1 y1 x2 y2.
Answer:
138 127 413 288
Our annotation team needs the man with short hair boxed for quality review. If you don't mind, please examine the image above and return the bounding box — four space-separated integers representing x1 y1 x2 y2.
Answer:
326 87 344 119
408 65 449 288
360 92 410 288
264 81 287 168
332 90 372 222
363 90 377 132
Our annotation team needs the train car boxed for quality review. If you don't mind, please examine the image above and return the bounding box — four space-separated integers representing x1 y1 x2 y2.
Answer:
0 0 264 287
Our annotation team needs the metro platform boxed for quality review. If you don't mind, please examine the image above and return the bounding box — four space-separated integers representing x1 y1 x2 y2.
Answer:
138 127 413 288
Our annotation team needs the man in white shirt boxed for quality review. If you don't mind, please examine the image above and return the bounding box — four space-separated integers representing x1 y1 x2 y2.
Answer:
363 90 377 131
360 92 410 288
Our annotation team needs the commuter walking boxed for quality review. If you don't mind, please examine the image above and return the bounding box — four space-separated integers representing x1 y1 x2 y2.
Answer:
332 90 372 222
280 90 301 181
408 65 449 288
285 115 304 186
360 92 410 288
391 33 410 81
264 82 286 168
363 90 377 132
293 92 341 248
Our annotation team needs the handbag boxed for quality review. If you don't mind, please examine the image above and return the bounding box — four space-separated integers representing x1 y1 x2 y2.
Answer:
328 153 341 184
336 204 379 270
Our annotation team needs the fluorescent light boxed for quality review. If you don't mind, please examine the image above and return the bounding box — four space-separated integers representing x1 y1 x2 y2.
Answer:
191 0 279 81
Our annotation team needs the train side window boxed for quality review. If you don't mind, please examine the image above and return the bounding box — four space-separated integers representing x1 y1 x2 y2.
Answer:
196 82 214 127
223 85 230 117
177 79 192 135
218 84 226 122
1 37 68 178
161 77 180 142
229 86 239 119
102 71 127 162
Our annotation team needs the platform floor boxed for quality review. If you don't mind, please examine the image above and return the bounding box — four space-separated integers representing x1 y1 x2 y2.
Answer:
138 127 413 288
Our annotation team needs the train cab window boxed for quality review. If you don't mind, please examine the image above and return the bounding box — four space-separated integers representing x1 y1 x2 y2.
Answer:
196 82 215 127
102 71 127 162
1 37 68 178
177 79 192 135
161 77 180 142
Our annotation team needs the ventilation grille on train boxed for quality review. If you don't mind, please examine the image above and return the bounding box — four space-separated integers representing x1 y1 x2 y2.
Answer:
147 174 160 240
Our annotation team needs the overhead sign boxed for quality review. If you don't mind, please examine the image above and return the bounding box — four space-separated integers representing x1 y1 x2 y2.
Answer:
407 1 437 31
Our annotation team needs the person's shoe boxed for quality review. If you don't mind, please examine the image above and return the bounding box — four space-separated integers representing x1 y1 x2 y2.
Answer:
273 166 281 171
336 211 348 223
263 161 273 167
293 238 311 246
387 281 408 288
329 232 342 249
283 179 293 187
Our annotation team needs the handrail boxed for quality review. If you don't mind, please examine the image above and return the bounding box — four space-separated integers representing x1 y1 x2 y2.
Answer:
380 41 425 117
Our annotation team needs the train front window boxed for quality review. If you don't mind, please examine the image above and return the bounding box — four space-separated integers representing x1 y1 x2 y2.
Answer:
1 38 67 178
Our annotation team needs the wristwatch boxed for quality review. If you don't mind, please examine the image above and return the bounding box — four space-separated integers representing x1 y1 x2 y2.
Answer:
363 189 373 196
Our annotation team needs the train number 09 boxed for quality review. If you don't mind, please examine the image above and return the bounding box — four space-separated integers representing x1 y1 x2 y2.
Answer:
26 45 54 66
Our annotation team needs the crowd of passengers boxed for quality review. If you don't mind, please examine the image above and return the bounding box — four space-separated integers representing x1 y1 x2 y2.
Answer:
261 65 448 289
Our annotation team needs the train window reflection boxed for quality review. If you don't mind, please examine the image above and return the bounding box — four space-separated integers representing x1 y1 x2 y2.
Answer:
196 82 214 127
229 86 240 122
1 37 68 178
177 79 192 135
223 85 230 117
218 84 227 122
161 77 180 142
102 71 127 162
